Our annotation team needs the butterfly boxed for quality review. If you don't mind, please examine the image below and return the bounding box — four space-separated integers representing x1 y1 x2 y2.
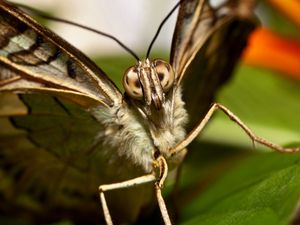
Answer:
1 0 299 224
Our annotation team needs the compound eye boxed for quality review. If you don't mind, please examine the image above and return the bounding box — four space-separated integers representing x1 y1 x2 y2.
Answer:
154 59 175 92
123 66 143 99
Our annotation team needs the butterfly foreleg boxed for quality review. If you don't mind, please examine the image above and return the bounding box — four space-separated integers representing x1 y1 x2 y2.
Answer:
154 155 172 225
98 155 173 225
98 174 156 225
170 103 300 156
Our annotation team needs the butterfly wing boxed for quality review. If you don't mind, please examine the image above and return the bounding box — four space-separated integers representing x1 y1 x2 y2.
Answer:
0 1 122 108
171 0 257 130
0 1 127 222
0 94 107 222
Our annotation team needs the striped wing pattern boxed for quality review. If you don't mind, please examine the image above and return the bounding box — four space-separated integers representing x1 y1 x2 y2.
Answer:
0 1 122 108
0 1 124 223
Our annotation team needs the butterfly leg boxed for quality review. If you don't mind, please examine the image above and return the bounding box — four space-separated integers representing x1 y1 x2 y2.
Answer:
170 102 300 156
98 174 156 225
154 155 172 225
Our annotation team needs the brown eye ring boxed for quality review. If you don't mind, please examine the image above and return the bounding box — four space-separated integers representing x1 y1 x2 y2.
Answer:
153 59 175 92
122 66 143 99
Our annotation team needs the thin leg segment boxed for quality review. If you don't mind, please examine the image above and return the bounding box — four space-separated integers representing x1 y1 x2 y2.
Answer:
156 184 172 225
171 103 300 156
98 174 156 225
154 155 172 225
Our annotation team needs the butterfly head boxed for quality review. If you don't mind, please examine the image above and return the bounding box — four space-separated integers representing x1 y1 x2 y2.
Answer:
123 58 175 111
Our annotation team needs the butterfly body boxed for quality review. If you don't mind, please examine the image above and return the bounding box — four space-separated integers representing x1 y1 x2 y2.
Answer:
87 82 188 222
90 58 188 174
84 58 188 223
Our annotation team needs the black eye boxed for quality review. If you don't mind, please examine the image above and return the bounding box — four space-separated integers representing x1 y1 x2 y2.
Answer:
154 59 174 92
122 66 143 99
134 79 141 88
158 72 164 81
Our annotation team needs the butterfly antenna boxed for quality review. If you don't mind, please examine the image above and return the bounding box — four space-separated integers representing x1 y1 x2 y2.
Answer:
13 3 140 61
146 0 183 58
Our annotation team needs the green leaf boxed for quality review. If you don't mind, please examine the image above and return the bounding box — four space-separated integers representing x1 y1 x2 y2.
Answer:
180 152 300 225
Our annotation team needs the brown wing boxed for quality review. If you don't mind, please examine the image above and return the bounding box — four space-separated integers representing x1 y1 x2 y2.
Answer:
0 1 122 108
171 0 257 130
0 2 125 223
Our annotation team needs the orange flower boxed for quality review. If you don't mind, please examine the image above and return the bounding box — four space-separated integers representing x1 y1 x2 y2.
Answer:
268 0 300 27
242 0 300 80
243 28 300 79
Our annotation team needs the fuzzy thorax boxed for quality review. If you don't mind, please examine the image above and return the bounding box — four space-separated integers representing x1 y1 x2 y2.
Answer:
91 86 188 173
